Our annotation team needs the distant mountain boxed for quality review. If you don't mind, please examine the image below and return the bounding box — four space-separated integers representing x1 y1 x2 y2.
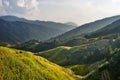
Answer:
0 16 77 44
64 22 78 27
0 19 58 43
86 19 120 38
0 16 77 32
53 15 120 40
0 15 27 22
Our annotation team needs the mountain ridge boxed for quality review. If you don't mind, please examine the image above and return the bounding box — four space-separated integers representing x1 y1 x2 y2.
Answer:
86 19 120 38
0 16 77 44
53 15 120 40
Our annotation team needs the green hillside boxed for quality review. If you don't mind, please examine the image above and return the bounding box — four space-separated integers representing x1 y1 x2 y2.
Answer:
14 37 93 52
14 36 105 52
68 64 89 76
36 39 111 66
0 47 75 80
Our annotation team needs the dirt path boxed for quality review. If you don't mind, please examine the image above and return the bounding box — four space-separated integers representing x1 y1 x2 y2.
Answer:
67 68 97 79
67 61 109 79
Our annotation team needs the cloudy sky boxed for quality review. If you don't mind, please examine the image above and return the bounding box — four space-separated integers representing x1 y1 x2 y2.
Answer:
0 0 120 25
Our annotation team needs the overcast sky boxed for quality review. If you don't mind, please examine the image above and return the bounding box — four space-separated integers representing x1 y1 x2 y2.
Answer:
0 0 120 25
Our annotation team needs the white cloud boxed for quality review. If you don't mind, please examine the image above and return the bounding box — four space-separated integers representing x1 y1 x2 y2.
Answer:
1 0 40 20
0 0 2 13
0 0 2 8
112 0 120 3
24 0 40 19
1 0 120 24
17 0 25 7
31 0 39 6
2 0 9 7
39 0 120 24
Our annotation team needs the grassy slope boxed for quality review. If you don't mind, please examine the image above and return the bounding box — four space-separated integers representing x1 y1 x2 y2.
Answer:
68 65 89 76
37 39 110 66
0 47 75 80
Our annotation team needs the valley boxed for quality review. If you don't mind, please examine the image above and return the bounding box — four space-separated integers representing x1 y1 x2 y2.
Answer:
0 15 120 80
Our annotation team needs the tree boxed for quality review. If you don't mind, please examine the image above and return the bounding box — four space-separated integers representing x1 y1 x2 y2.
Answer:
109 49 120 79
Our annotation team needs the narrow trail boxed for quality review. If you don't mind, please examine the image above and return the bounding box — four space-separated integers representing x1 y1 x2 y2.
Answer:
67 68 98 79
67 61 109 79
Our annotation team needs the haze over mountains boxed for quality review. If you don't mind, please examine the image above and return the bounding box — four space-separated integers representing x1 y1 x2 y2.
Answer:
1 15 120 43
0 16 77 43
87 19 120 38
54 15 120 40
0 15 120 80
